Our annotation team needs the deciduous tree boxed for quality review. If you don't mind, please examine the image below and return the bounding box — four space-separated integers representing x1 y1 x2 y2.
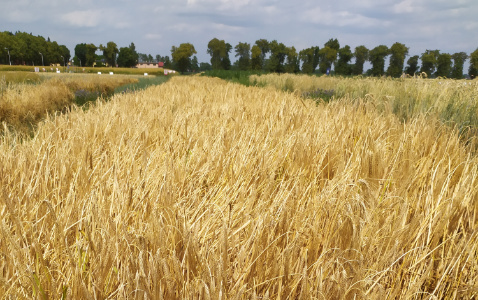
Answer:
469 48 478 79
222 43 232 70
353 45 369 75
171 43 197 73
207 38 230 70
74 43 87 67
299 46 319 74
100 41 118 67
318 39 339 74
0 31 68 66
138 53 149 62
335 45 353 76
128 42 139 65
420 50 439 77
235 42 251 71
387 42 408 77
405 55 419 76
85 43 98 67
251 45 262 70
117 47 136 67
369 45 389 76
47 41 63 65
163 56 173 69
318 47 337 74
191 56 199 72
267 40 288 73
254 39 270 69
325 38 340 51
451 52 468 79
199 62 212 71
284 46 300 73
435 53 452 77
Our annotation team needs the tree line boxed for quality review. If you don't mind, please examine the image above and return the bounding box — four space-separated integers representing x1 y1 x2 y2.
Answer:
0 31 70 66
196 38 478 79
2 31 478 78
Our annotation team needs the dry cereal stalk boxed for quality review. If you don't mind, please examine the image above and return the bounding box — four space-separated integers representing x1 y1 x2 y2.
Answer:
0 75 477 298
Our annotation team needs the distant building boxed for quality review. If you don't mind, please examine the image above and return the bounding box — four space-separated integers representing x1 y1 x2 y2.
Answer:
136 62 164 68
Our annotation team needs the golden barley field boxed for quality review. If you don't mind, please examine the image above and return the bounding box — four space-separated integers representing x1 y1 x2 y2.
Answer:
1 75 478 299
0 72 138 134
251 74 478 137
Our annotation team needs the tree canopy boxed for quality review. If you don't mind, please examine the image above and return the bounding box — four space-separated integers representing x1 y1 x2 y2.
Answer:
387 42 408 77
353 46 369 76
117 47 136 68
299 46 320 74
335 45 353 76
251 45 263 70
284 46 300 73
100 42 118 67
207 38 230 70
318 39 339 74
451 52 468 79
420 50 439 77
468 48 478 79
0 31 70 66
171 43 197 73
254 39 270 70
1 31 477 79
405 55 419 76
267 40 288 73
369 45 389 76
435 53 452 77
234 42 251 71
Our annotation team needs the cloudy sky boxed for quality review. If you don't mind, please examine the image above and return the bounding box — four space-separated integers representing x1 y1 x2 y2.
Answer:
1 0 477 64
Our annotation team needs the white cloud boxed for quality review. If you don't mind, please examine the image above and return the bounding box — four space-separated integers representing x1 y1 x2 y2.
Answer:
186 0 252 10
464 22 478 31
167 23 200 33
60 9 131 29
302 7 383 28
392 0 418 14
1 0 477 64
61 10 101 27
211 22 244 33
3 10 38 23
144 33 163 40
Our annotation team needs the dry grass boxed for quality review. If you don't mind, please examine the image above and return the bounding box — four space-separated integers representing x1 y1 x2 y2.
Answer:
251 74 478 139
1 76 478 298
0 65 169 76
0 73 137 134
0 71 42 85
38 73 139 95
0 79 74 133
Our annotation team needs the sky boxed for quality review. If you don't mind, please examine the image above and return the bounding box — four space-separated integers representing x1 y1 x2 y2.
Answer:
1 0 477 65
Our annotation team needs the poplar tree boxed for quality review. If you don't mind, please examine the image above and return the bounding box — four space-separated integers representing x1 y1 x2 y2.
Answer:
369 45 389 76
420 50 439 77
387 42 408 77
335 45 353 76
299 46 320 74
469 48 478 79
235 42 251 71
451 52 468 79
405 55 419 76
435 53 452 77
353 45 369 75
